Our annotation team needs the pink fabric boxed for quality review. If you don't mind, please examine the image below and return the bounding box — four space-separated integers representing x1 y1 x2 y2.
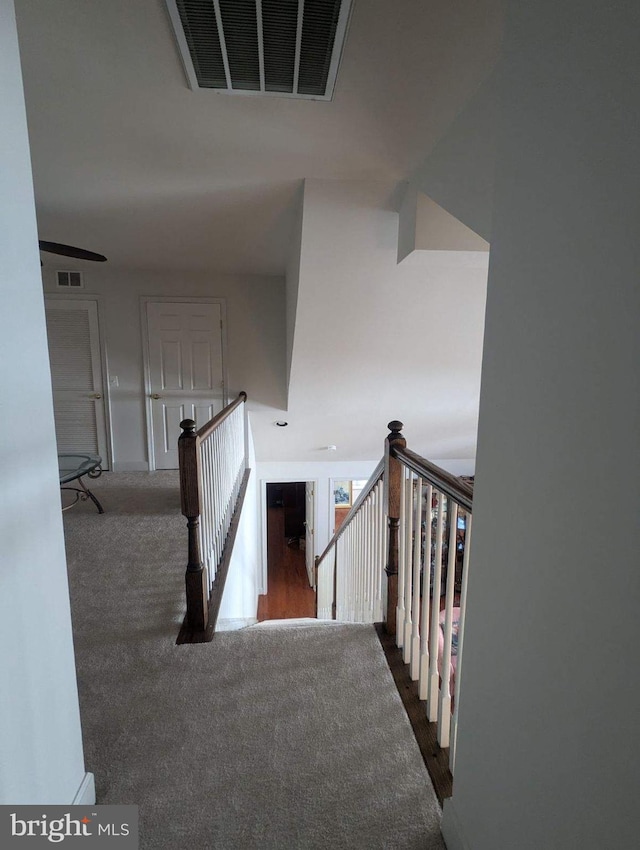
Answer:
438 607 460 697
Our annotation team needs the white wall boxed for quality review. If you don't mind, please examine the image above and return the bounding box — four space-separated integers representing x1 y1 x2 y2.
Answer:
0 0 90 804
397 187 489 264
285 183 304 397
411 72 498 244
41 180 486 471
267 178 487 464
443 2 640 848
42 268 286 470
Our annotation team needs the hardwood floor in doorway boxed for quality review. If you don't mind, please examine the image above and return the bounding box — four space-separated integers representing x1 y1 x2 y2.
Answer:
257 507 316 621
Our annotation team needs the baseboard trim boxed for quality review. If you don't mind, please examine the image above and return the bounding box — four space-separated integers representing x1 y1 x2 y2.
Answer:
216 617 258 631
441 798 471 850
71 773 96 806
111 461 149 472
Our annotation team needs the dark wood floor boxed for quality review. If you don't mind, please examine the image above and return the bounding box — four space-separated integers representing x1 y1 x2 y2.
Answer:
375 624 452 806
257 507 316 621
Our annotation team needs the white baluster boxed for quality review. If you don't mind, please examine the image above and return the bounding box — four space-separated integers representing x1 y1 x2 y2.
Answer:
317 556 325 618
344 525 352 621
206 438 217 586
195 440 207 587
200 439 210 582
352 518 358 622
357 512 362 621
331 541 338 621
353 514 362 623
396 467 406 647
376 479 385 622
450 513 472 773
403 473 414 663
366 492 376 623
365 494 372 620
371 487 378 619
211 429 219 567
359 501 365 620
333 539 340 621
207 436 216 576
427 491 445 721
438 500 458 748
335 534 342 621
410 476 423 680
418 484 433 699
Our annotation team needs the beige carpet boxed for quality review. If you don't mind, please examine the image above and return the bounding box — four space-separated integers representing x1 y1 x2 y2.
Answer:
63 472 446 849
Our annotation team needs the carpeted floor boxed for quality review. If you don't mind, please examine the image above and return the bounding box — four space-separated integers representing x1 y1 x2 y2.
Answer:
63 472 446 849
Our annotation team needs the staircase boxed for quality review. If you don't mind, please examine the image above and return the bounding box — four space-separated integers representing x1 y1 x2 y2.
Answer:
62 483 445 847
174 399 475 804
315 420 474 794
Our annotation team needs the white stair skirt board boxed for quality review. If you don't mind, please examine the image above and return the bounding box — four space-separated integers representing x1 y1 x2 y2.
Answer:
72 773 96 806
216 617 258 631
441 799 472 850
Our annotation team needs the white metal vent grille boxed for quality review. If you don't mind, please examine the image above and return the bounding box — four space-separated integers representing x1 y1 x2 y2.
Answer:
165 0 353 100
56 270 84 289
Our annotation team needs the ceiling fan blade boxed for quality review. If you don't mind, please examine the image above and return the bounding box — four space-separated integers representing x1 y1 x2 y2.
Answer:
38 240 107 262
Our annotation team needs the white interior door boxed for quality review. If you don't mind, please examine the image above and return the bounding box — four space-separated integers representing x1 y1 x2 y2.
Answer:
146 300 226 469
305 481 315 586
45 298 109 464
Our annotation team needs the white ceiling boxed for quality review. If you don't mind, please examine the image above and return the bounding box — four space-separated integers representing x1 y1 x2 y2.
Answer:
15 0 503 275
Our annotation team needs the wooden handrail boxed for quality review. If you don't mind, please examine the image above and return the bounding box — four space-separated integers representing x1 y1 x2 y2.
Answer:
391 445 473 513
177 391 248 640
196 391 247 442
316 459 385 567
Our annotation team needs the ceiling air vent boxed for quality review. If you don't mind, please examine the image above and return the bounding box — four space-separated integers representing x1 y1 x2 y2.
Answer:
165 0 353 100
56 270 84 289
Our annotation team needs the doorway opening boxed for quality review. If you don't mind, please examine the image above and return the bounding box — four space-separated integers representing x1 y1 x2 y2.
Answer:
258 482 316 622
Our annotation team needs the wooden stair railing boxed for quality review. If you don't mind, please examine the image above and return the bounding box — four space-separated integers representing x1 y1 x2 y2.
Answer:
315 459 385 621
315 420 474 796
177 391 249 644
387 423 473 775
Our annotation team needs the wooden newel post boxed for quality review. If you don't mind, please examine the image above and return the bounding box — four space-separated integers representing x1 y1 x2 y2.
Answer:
384 420 406 636
179 419 208 632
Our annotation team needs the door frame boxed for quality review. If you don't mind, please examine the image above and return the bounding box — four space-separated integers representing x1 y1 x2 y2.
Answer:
44 293 113 469
259 477 319 595
140 296 228 471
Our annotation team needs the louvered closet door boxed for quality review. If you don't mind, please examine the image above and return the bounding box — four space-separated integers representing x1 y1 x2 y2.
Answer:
45 299 108 464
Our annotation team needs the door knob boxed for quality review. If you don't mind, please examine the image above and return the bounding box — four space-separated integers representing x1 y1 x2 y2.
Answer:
151 393 163 400
89 393 102 399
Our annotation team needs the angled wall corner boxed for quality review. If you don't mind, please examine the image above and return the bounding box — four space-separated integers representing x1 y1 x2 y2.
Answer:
410 71 499 244
285 181 306 406
397 185 489 267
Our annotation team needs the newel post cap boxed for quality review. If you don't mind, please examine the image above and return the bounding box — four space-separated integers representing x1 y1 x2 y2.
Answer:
179 418 196 436
387 420 404 436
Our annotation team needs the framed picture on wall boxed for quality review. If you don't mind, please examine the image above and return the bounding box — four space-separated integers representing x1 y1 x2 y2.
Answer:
333 480 352 507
